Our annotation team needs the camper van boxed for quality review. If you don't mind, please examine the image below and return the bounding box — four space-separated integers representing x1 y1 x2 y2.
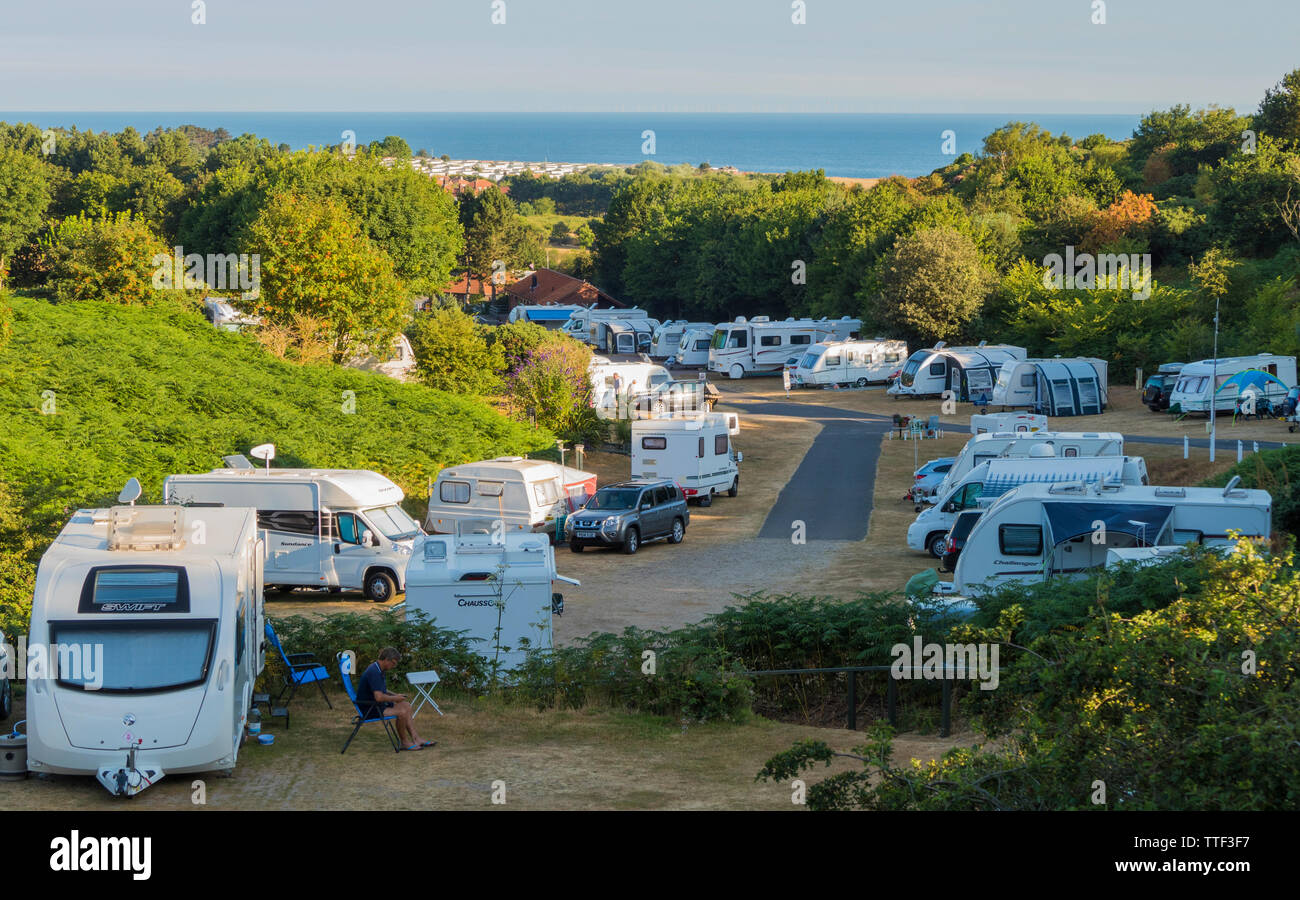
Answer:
26 497 264 796
992 358 1109 415
888 343 1027 400
1168 354 1297 415
426 457 597 538
708 316 862 379
970 412 1047 434
673 326 721 367
907 450 1149 558
941 480 1271 597
791 338 909 388
631 412 742 506
346 333 417 382
507 304 585 328
649 321 712 359
588 358 675 419
561 307 659 354
404 531 577 674
931 431 1125 502
202 297 261 332
164 459 420 602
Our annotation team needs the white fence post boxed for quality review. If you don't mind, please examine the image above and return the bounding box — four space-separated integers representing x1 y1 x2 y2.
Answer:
1183 435 1188 459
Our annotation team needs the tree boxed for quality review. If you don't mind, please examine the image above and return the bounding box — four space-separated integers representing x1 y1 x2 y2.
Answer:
1207 137 1300 255
0 146 53 289
1254 67 1300 148
549 222 571 244
869 227 993 343
368 135 412 158
43 212 184 306
575 222 596 248
1081 190 1158 254
503 335 601 442
407 306 504 394
459 186 537 274
242 191 407 362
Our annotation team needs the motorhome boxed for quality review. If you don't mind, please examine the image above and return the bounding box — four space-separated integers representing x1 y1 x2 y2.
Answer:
425 457 597 537
26 493 264 796
561 307 660 354
346 334 417 382
791 338 909 388
931 431 1125 501
164 456 421 602
672 326 721 367
907 450 1149 558
708 316 862 379
202 297 261 332
970 412 1047 434
888 343 1027 400
992 358 1109 415
588 358 674 419
651 321 714 359
507 304 585 328
1167 354 1297 415
404 531 577 673
940 479 1271 597
631 412 742 506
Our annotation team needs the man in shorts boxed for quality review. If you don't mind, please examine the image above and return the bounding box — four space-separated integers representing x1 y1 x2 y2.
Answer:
355 647 435 751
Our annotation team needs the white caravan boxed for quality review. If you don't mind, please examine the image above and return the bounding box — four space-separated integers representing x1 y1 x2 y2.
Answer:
561 307 659 354
941 479 1271 598
404 531 578 673
426 457 597 537
202 296 261 331
932 431 1125 502
970 412 1047 434
651 321 713 359
992 358 1109 415
631 412 743 506
907 450 1149 558
588 358 674 419
507 304 584 328
164 458 421 602
888 343 1027 400
673 326 721 367
791 338 909 388
708 316 862 379
346 334 417 382
1168 354 1297 415
26 496 264 796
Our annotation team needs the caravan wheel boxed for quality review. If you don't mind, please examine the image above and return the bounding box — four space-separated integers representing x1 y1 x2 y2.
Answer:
855 378 868 388
729 364 745 380
728 477 739 498
926 533 948 559
364 571 396 603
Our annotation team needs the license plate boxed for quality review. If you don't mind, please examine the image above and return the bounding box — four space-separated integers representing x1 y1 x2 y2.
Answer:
575 531 596 538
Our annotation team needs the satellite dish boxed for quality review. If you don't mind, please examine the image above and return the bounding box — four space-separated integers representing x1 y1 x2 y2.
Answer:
118 477 142 506
249 443 276 471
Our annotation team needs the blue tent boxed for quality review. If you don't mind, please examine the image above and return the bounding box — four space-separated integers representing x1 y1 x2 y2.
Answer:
1213 368 1289 397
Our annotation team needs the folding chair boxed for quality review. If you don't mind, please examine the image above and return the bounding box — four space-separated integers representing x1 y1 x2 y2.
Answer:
265 619 333 710
337 652 401 754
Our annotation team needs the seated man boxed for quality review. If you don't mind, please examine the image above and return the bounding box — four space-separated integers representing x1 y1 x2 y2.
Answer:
355 647 435 751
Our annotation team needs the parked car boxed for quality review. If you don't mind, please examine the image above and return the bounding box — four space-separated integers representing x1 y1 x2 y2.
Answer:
940 509 983 573
566 479 689 554
1142 363 1184 411
912 457 956 499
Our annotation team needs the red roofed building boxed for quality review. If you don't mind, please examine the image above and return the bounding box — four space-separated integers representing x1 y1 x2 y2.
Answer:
503 268 625 312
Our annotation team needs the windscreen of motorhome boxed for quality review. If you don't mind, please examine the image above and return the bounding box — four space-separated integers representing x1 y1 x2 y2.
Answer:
78 566 190 613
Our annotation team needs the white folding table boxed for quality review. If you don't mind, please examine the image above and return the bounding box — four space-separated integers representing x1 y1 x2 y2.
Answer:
407 670 444 718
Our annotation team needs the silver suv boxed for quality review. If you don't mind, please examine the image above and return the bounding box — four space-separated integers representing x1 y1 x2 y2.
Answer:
567 479 689 554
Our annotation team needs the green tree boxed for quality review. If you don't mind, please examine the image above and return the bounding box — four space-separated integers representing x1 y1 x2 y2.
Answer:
459 186 537 274
869 226 993 343
549 221 571 244
407 307 504 394
0 146 53 289
368 135 412 158
1254 67 1300 148
43 212 184 306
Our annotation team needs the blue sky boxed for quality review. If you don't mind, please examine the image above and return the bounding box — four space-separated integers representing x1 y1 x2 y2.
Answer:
1 0 1295 113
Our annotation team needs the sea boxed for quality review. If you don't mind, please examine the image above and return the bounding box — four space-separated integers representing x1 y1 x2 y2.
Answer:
1 112 1142 179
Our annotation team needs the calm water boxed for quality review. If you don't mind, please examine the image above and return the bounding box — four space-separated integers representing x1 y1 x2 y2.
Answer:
2 112 1142 178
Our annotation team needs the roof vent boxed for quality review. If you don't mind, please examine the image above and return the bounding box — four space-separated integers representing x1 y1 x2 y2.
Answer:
977 340 988 347
108 506 185 552
934 341 947 350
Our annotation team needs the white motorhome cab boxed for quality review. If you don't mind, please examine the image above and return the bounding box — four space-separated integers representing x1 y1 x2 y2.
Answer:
673 326 720 367
651 321 713 359
907 450 1149 558
888 343 1027 400
631 412 742 506
346 334 417 382
26 501 264 796
1168 354 1297 415
588 359 674 419
942 479 1271 597
992 357 1109 415
164 461 420 602
404 531 578 674
970 412 1047 434
791 338 909 388
426 457 597 538
708 316 862 379
931 431 1125 502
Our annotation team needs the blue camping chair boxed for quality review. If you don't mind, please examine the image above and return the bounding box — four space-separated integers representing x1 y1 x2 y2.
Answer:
337 652 401 754
265 619 333 710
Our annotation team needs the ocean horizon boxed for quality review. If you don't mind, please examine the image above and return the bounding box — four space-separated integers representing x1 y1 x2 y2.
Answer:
1 112 1144 179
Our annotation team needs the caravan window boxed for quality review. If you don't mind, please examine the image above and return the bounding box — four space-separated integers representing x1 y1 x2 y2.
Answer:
998 524 1043 556
532 480 561 506
337 513 363 544
929 361 946 376
477 481 505 497
1020 374 1035 388
50 621 216 693
698 437 705 458
715 434 729 455
1063 447 1079 457
257 510 320 536
760 335 782 347
236 602 247 666
1173 529 1203 545
825 354 841 367
790 334 811 346
439 480 471 504
641 436 667 450
693 338 710 351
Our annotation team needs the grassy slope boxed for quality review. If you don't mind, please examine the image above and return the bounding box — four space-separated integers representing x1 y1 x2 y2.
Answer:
0 294 552 535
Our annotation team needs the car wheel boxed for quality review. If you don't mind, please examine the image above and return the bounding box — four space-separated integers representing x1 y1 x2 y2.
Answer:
728 477 739 498
622 528 640 555
927 533 948 559
570 542 584 552
729 364 744 380
856 378 868 387
668 518 685 544
699 491 713 507
364 571 396 603
0 678 10 721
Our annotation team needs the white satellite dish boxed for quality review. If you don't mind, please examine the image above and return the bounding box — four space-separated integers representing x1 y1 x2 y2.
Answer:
249 443 276 471
117 477 142 506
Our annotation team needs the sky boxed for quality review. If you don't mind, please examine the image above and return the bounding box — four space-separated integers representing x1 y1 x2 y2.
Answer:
0 0 1296 113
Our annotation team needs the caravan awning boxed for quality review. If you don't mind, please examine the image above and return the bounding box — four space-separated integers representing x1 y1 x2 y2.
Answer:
1043 502 1174 545
525 308 577 321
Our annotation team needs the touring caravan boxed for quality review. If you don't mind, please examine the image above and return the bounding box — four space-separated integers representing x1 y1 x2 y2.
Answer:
164 458 421 602
940 479 1271 598
1168 354 1297 415
202 297 261 332
708 316 862 379
426 457 597 537
992 358 1109 415
931 431 1125 502
888 343 1027 400
650 321 714 359
673 326 721 367
346 333 417 382
970 412 1047 434
907 451 1148 558
404 532 577 674
791 338 909 388
631 412 742 506
26 494 264 796
507 304 585 328
561 307 660 354
588 358 674 419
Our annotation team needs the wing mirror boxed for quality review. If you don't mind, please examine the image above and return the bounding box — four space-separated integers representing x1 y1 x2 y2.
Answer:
362 529 376 547
735 451 744 463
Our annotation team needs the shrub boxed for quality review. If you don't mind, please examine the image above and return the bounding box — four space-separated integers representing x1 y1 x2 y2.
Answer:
407 306 504 394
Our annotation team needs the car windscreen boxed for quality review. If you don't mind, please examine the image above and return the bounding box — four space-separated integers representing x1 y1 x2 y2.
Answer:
586 489 640 510
365 504 422 540
50 621 216 692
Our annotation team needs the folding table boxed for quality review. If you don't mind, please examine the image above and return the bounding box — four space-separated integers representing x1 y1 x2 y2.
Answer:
407 670 444 718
